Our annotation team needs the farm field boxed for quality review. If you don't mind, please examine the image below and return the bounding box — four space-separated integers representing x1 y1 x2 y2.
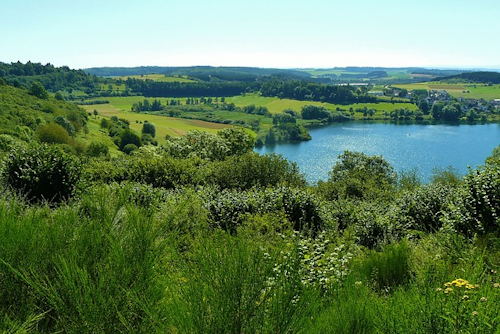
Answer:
89 95 418 116
227 94 418 114
81 104 230 143
82 95 421 141
298 68 416 81
394 82 500 100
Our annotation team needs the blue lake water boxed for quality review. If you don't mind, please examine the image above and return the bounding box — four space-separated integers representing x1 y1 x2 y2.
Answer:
254 122 500 183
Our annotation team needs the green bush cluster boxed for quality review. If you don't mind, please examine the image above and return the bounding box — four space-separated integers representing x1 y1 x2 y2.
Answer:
200 186 326 233
1 143 82 203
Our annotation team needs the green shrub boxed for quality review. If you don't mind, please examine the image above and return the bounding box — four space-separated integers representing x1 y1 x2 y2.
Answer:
444 165 500 236
0 134 26 152
206 152 306 189
1 143 82 203
119 129 142 151
162 128 254 161
318 151 397 201
54 92 64 101
431 166 462 186
122 143 139 155
85 141 109 157
200 186 326 234
54 116 75 137
36 123 72 144
390 184 453 232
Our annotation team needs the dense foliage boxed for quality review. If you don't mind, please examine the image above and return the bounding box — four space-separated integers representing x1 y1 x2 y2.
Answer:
1 126 500 332
260 79 379 104
1 143 82 203
0 61 100 93
125 77 257 97
434 71 500 84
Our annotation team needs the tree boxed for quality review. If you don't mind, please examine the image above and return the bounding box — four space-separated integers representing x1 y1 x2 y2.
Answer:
54 92 64 101
217 128 255 156
265 129 276 145
442 105 461 121
318 151 397 200
142 122 156 138
431 102 444 119
119 129 142 151
93 109 99 119
28 81 48 99
86 141 109 157
418 99 430 114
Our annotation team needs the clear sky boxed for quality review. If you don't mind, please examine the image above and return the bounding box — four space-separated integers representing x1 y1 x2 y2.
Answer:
1 0 499 70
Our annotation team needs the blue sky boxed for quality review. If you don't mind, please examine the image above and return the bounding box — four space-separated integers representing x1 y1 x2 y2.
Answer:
1 0 499 69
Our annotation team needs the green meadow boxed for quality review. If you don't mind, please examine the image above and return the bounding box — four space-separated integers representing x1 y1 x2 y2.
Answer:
227 94 418 114
81 104 229 143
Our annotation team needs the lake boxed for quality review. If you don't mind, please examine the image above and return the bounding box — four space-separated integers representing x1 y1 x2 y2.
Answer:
254 122 500 183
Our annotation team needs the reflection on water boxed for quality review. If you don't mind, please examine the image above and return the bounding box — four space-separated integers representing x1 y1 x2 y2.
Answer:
254 123 500 183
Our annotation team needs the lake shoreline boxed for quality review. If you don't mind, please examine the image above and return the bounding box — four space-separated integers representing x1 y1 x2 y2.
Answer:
255 122 500 184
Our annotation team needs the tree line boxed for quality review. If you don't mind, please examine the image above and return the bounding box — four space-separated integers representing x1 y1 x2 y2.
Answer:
260 79 379 104
125 78 257 97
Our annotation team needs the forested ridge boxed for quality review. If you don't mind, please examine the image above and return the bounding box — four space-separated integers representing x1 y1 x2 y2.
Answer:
434 71 500 84
2 69 500 332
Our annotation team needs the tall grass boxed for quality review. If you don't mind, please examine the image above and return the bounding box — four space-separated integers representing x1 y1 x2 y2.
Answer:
163 231 319 333
0 186 174 332
2 182 500 333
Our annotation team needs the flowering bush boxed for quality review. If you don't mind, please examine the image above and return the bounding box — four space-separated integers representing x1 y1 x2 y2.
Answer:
436 278 500 332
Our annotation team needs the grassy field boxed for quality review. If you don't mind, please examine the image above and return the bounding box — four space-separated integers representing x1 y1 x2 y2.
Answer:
97 83 127 92
227 94 418 114
91 94 418 116
81 104 230 143
394 82 500 100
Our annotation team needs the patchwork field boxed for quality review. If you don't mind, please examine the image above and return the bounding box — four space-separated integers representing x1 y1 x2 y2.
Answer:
82 94 421 142
227 94 418 114
394 82 500 100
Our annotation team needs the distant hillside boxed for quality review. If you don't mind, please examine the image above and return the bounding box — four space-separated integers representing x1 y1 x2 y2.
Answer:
433 71 500 84
340 70 388 79
84 66 312 82
0 61 99 93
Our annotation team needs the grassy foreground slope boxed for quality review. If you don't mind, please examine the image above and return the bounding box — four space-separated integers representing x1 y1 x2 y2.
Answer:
2 129 500 332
